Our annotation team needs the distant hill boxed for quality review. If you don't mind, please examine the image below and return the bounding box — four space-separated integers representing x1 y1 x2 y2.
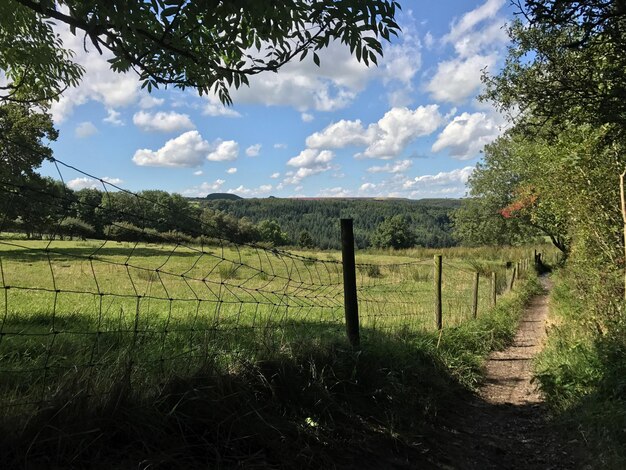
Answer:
205 193 242 200
196 197 462 249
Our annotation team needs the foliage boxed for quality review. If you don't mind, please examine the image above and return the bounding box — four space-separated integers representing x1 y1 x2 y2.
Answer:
0 2 83 103
371 215 416 249
298 230 314 249
4 0 401 105
482 1 626 129
200 197 459 249
256 219 290 246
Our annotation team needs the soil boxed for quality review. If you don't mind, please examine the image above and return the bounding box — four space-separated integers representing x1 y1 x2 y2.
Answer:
425 276 586 469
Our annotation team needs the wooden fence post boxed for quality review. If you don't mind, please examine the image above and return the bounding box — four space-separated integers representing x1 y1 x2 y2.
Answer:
491 272 497 307
434 254 442 330
340 218 360 348
472 272 479 319
509 266 517 291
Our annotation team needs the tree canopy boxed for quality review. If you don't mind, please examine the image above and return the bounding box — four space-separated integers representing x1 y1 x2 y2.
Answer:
2 0 401 104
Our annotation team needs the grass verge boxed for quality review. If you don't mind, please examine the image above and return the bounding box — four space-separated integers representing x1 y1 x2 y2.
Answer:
0 276 541 469
534 271 626 468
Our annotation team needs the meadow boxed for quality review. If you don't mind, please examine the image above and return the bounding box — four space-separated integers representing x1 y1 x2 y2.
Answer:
0 236 543 423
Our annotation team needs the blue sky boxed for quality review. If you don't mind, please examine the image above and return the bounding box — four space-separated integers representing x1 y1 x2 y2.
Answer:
41 0 517 199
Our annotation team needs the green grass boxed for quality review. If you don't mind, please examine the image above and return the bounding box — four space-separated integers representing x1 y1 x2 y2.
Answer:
534 270 626 467
0 237 542 467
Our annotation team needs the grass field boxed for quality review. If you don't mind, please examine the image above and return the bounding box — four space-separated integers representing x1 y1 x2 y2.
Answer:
0 236 551 468
0 237 543 422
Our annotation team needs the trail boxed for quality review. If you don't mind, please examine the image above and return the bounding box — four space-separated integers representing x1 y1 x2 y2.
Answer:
430 277 582 469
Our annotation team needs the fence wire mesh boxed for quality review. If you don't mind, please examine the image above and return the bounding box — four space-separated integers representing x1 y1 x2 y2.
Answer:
0 143 523 421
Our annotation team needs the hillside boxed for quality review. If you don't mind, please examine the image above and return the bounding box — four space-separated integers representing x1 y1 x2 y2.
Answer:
191 197 462 249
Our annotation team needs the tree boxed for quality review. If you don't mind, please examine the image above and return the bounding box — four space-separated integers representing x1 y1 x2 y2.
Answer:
298 230 314 248
371 215 415 249
257 219 289 247
482 1 626 129
3 0 401 105
0 103 57 229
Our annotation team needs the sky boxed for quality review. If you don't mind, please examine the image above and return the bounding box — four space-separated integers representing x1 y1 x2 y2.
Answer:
40 0 518 199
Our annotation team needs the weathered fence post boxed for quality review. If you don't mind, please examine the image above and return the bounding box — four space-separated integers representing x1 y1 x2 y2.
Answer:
491 272 497 307
434 254 442 330
472 271 480 318
340 218 360 348
509 266 517 291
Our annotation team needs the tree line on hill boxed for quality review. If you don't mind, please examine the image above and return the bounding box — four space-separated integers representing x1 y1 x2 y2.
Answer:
1 174 459 250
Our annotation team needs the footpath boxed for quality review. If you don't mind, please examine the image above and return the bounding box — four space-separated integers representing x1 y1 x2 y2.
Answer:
429 277 583 469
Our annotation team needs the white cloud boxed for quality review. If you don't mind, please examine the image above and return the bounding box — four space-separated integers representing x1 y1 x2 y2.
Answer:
226 184 273 197
245 144 262 157
274 143 287 149
432 112 501 159
50 21 140 123
139 95 164 109
203 94 241 117
132 130 210 167
103 108 124 126
193 170 203 176
410 166 474 186
445 0 506 52
287 149 334 168
306 120 370 149
426 54 497 103
133 110 195 132
367 160 412 174
207 140 239 162
424 32 435 49
270 172 280 179
301 112 314 122
317 167 473 199
284 149 335 185
306 105 443 159
180 179 226 197
226 167 237 174
75 121 97 138
67 176 123 190
317 187 352 197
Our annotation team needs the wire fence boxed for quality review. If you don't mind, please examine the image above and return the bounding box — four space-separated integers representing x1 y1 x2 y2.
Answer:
0 145 531 422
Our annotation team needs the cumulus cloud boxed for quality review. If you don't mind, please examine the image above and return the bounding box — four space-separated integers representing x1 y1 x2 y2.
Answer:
301 112 314 122
67 176 123 190
75 121 97 138
306 105 443 159
445 0 506 54
193 170 203 176
132 130 210 167
180 179 226 197
226 184 273 197
245 144 261 157
50 22 140 123
432 112 501 159
203 94 241 117
139 95 165 109
274 143 287 149
207 140 239 162
287 149 334 168
270 172 280 179
284 149 335 184
426 54 497 103
103 108 124 126
367 160 412 174
226 167 237 174
133 110 195 132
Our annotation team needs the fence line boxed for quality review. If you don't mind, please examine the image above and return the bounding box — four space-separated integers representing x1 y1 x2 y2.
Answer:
0 147 539 422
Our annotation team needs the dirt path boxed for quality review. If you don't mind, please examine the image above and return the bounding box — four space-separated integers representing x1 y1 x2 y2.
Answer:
430 277 582 469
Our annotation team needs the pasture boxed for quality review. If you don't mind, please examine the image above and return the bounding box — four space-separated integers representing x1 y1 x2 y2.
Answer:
0 237 534 421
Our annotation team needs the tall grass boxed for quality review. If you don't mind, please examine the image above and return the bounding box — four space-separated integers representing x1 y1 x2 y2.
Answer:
534 269 626 467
